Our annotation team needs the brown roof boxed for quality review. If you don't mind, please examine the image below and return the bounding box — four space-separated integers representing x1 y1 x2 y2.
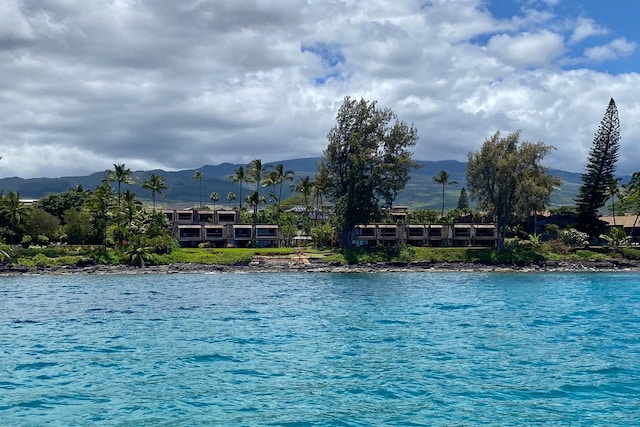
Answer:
600 215 639 228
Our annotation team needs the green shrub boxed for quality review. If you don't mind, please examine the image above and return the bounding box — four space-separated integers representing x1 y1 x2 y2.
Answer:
0 244 11 262
17 253 85 267
619 247 640 260
36 235 50 246
574 250 609 260
21 235 32 248
560 228 589 248
542 239 570 255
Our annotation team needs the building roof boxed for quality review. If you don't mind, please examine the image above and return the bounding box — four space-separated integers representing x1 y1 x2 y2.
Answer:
600 215 639 228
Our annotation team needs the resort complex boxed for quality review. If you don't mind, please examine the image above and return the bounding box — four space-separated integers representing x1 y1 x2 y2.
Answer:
163 206 499 248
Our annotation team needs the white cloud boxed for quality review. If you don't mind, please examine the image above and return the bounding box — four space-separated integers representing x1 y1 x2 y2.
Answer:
0 0 638 180
584 38 636 62
570 17 608 44
486 30 565 67
0 0 34 41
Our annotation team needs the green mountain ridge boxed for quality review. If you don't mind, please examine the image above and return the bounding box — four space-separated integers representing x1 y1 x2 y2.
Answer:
0 157 610 210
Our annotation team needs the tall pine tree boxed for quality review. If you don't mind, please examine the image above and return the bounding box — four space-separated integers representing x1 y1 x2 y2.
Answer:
576 98 621 239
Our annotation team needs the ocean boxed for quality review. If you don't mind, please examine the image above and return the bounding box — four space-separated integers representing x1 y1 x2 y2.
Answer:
1 272 639 425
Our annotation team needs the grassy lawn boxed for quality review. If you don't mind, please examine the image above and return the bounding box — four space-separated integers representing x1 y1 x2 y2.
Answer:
158 247 297 265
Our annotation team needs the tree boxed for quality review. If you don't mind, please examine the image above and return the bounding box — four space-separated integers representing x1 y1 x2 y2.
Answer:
292 176 313 211
226 191 236 209
119 190 142 241
323 97 419 247
38 186 90 221
245 190 266 231
457 187 469 210
432 170 457 217
605 178 622 226
209 192 219 210
27 208 60 241
313 165 329 222
262 169 278 205
193 170 204 208
86 183 115 247
142 173 169 211
103 163 134 206
230 166 246 210
63 208 92 245
576 98 621 239
467 130 559 251
622 172 640 242
124 235 153 267
275 164 294 203
0 192 31 244
247 159 264 196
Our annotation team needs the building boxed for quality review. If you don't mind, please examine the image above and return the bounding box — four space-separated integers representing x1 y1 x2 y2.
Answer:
352 223 497 247
164 207 498 248
601 215 640 243
164 208 280 248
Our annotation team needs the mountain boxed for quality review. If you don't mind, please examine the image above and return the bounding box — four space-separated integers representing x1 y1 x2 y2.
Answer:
0 157 598 210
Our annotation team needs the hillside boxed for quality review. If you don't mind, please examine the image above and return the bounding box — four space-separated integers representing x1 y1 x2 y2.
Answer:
0 157 594 210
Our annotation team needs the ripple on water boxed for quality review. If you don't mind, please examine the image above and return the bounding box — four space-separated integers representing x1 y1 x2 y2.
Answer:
1 272 639 425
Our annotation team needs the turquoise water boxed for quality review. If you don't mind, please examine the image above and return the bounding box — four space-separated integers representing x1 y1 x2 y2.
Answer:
1 272 639 426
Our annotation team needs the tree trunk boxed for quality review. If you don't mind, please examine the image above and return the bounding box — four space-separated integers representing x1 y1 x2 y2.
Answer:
497 214 508 251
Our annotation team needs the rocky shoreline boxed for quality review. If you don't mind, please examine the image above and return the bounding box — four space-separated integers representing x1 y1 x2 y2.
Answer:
2 257 640 276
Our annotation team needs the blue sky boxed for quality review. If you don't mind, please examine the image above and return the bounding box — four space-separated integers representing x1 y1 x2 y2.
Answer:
485 0 639 74
0 0 639 178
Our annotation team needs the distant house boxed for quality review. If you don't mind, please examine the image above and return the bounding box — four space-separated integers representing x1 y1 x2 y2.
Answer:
600 215 640 242
352 223 496 247
164 208 280 248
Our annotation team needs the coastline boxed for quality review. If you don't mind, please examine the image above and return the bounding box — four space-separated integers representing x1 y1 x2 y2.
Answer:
2 257 640 276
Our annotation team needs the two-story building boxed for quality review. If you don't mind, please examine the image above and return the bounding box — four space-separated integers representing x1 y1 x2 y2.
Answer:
164 209 280 247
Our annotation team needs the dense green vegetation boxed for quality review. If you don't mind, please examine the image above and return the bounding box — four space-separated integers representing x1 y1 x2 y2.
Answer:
4 244 640 269
467 130 560 251
1 97 640 270
323 96 419 246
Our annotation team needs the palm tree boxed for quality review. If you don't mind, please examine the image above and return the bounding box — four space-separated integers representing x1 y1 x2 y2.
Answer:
605 178 622 226
246 190 266 225
313 168 328 222
226 191 236 209
87 183 115 248
0 243 10 262
274 164 294 220
120 190 142 241
262 169 279 205
143 173 169 211
103 163 134 206
292 176 313 210
209 192 219 210
275 164 294 196
230 166 246 210
432 170 457 218
291 176 313 233
0 192 31 244
193 170 204 208
125 235 153 267
248 158 264 195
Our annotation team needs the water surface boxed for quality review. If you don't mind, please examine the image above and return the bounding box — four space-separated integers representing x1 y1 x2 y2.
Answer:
1 272 639 425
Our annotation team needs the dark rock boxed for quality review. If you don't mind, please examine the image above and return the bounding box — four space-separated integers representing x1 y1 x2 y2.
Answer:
76 258 95 267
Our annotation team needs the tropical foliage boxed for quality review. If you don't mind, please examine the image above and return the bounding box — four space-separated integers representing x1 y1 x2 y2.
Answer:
467 130 560 251
322 96 419 246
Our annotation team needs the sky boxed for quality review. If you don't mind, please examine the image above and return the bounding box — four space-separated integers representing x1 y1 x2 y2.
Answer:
1 0 639 179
